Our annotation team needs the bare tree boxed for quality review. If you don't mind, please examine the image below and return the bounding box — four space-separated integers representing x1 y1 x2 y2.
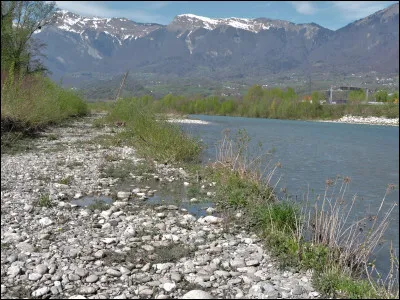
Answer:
1 1 56 73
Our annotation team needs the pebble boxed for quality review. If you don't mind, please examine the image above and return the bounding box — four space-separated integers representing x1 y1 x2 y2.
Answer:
28 272 43 281
181 290 214 299
86 274 99 283
32 286 49 297
106 268 122 277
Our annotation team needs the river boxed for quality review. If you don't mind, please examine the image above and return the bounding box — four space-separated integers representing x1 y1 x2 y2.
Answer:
179 114 399 278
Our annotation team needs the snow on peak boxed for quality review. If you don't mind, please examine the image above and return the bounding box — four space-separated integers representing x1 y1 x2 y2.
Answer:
175 14 270 32
48 10 162 41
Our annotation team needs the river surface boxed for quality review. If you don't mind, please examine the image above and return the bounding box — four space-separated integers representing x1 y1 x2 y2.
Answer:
179 114 399 277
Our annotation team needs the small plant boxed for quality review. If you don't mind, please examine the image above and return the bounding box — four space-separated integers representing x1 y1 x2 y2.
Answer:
58 176 72 185
47 133 58 141
104 153 119 162
38 194 52 207
187 185 201 198
87 200 110 211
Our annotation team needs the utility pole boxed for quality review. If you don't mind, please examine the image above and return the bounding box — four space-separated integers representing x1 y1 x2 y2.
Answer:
329 86 333 104
115 71 129 101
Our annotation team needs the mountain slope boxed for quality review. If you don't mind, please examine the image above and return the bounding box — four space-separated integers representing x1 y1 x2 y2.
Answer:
34 4 399 85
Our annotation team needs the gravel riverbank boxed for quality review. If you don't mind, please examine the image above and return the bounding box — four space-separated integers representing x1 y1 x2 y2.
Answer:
1 114 320 299
317 115 399 126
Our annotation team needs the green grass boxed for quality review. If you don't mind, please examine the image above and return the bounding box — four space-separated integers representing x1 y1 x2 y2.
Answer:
37 194 52 207
58 176 72 185
105 97 203 164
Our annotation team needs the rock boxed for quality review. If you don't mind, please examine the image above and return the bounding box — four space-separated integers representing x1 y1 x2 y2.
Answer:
142 245 155 251
206 207 216 214
117 191 130 199
24 204 34 212
16 242 35 253
86 274 99 283
78 286 97 294
183 182 190 186
292 285 305 295
94 250 105 258
181 290 214 299
310 291 320 297
230 258 245 268
7 265 21 277
75 267 88 278
214 270 231 278
245 260 260 267
170 272 182 282
28 272 43 281
6 254 17 263
163 282 176 292
69 274 81 281
1 285 6 294
106 268 122 277
69 295 87 299
113 201 128 208
190 198 198 203
39 217 54 226
34 264 49 275
101 237 116 244
32 286 49 297
198 216 222 224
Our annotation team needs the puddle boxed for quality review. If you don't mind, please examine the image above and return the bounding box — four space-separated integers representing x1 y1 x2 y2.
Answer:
113 178 216 217
146 194 214 217
70 196 113 207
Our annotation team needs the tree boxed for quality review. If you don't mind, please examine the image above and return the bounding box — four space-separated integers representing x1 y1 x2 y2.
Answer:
245 85 264 103
348 89 365 104
1 1 56 74
374 90 389 102
311 91 325 103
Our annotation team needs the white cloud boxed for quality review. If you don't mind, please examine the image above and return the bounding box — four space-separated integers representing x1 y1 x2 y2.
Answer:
290 1 317 15
331 1 396 20
54 1 169 23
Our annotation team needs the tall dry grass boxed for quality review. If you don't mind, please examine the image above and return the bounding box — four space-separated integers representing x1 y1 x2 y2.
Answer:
211 128 399 297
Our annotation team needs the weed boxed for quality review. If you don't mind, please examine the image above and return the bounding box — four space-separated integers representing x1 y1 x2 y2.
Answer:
37 194 52 207
101 160 133 179
58 176 72 185
87 200 110 211
1 242 11 249
104 153 119 162
46 133 58 141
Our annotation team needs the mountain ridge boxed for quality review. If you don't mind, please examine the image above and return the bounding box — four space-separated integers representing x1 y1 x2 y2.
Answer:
34 3 399 86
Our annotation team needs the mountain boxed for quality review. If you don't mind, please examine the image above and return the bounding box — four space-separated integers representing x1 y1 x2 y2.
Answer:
34 4 399 87
308 3 399 74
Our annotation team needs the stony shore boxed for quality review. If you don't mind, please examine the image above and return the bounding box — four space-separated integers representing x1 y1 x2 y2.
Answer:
1 114 320 299
166 119 211 125
317 115 399 126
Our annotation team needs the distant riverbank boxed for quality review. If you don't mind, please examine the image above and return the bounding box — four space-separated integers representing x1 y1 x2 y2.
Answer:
317 115 399 126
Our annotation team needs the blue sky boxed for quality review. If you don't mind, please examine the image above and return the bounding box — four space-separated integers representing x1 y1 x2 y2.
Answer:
55 1 398 30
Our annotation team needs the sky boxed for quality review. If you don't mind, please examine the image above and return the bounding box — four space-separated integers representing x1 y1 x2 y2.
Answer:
54 1 398 30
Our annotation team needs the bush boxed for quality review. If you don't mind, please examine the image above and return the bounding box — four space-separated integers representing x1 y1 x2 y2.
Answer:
1 70 88 134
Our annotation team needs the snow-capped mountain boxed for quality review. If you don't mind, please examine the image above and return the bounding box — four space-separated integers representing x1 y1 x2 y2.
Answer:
168 13 326 39
49 10 162 44
33 4 399 85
